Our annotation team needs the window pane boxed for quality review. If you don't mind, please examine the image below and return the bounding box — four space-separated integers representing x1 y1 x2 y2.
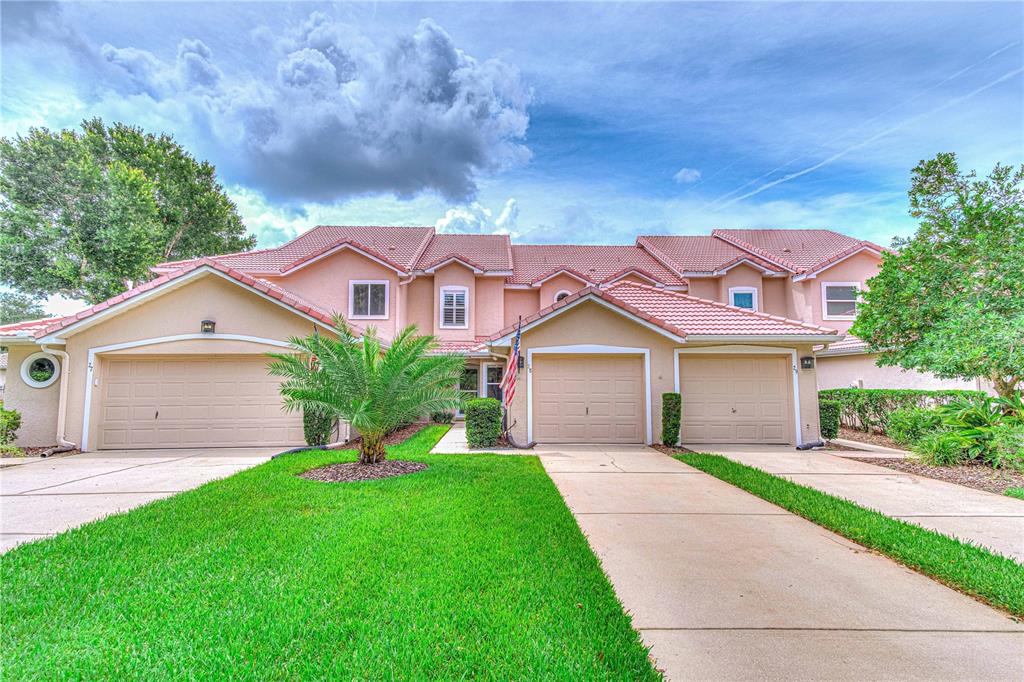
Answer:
732 292 754 309
369 284 386 316
826 285 857 301
352 284 368 315
442 291 467 326
826 300 857 317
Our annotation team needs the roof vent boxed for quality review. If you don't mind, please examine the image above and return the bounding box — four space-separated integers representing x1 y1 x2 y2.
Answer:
782 248 792 252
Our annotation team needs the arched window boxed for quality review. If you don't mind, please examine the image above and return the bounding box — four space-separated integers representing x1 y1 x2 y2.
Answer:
554 290 572 303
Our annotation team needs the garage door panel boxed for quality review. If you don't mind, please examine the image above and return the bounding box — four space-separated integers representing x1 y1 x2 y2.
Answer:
532 355 644 443
679 355 792 444
98 356 304 450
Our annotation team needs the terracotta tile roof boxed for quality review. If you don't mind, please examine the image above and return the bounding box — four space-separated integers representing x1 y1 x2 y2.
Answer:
155 226 435 274
815 335 868 356
429 339 491 355
509 245 687 286
712 229 885 273
0 316 69 339
5 259 344 340
416 234 513 272
637 235 787 273
488 281 838 342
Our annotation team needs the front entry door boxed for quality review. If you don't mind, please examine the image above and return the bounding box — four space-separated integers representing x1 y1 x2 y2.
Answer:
458 366 480 416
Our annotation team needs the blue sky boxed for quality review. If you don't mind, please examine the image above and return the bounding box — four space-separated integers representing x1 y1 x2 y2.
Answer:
3 1 1022 261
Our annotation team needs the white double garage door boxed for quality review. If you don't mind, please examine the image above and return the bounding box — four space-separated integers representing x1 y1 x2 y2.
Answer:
96 356 304 450
531 353 794 444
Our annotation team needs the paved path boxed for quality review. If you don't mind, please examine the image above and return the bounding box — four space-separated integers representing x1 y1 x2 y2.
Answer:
0 447 279 552
703 445 1024 563
539 444 1023 681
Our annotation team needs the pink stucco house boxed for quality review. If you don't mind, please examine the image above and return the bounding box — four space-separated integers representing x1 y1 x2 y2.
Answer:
1 226 967 452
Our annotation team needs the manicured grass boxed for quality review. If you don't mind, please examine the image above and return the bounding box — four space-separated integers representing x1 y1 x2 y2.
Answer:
2 427 659 680
677 453 1024 616
1006 487 1024 500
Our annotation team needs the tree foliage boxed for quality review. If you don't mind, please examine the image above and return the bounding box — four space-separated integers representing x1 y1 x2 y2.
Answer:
0 119 255 304
851 153 1024 397
0 291 48 325
267 319 465 464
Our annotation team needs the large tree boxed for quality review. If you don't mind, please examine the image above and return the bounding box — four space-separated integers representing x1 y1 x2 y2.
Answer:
851 153 1024 397
0 119 255 304
0 291 48 325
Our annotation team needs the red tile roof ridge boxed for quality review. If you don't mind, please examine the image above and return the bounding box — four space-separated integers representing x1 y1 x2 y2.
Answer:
710 230 799 271
602 280 837 333
282 237 410 274
635 236 686 277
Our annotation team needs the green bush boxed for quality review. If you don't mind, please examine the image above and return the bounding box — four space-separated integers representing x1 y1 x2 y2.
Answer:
818 399 840 440
1006 487 1024 500
818 388 984 433
661 393 681 446
987 424 1024 471
0 404 21 446
302 409 333 447
886 407 944 446
430 412 455 424
914 431 971 467
465 398 502 448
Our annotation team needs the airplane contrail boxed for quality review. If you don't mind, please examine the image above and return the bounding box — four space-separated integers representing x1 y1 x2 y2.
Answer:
711 66 1024 210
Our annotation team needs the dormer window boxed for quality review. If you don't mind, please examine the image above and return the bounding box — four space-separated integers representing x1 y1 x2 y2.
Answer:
729 286 758 311
350 280 389 319
440 286 469 328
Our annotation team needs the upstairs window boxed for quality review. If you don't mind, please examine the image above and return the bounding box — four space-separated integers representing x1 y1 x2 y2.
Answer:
440 286 469 328
554 290 572 303
728 286 758 311
822 282 860 319
350 281 388 319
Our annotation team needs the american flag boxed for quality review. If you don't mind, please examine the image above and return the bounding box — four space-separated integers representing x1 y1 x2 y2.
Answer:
499 317 522 410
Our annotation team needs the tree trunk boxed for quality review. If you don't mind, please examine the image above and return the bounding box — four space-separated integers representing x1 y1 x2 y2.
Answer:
992 374 1020 399
358 435 387 465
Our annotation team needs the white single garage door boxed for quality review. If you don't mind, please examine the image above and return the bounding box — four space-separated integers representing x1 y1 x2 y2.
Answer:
532 355 645 443
97 356 305 449
678 355 793 444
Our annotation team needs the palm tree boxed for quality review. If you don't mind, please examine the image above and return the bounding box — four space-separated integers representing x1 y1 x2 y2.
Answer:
267 318 466 464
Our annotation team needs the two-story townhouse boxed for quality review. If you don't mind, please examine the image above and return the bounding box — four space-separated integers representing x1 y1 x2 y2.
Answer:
1 225 971 453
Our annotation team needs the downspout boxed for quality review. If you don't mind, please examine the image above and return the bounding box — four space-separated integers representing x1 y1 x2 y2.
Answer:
40 344 77 456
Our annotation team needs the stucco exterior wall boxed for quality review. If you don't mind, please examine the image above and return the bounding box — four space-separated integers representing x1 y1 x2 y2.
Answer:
503 289 540 328
718 264 763 310
761 277 788 318
687 278 718 301
816 353 985 392
806 251 881 333
475 278 505 338
432 263 476 341
404 276 434 334
539 274 587 308
5 345 61 447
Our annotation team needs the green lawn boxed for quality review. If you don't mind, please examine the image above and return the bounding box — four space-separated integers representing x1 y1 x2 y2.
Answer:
1006 487 1024 500
2 427 659 680
677 453 1024 617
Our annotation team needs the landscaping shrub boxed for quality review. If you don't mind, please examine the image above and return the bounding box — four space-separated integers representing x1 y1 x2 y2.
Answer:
886 407 944 446
987 424 1024 471
0 403 22 457
913 431 972 467
303 408 333 446
661 393 681 446
818 388 984 433
430 412 455 424
818 399 840 440
465 398 502 448
1006 487 1024 500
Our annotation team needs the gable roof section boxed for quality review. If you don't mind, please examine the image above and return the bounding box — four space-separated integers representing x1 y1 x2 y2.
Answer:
712 229 885 274
415 233 513 273
509 245 687 286
489 280 839 344
0 259 343 342
637 235 788 274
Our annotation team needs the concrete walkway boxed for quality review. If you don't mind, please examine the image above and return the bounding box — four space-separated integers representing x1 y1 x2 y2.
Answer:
538 445 1023 681
703 445 1024 563
0 447 279 552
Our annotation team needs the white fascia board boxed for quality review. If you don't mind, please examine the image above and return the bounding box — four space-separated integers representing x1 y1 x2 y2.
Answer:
530 270 595 287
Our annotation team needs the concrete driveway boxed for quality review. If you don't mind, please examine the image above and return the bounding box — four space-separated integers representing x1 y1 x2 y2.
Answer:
0 447 280 552
540 445 1023 681
704 444 1024 563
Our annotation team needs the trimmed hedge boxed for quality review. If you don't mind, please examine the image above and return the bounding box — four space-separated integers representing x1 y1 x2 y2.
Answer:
466 398 502 448
818 399 840 440
303 409 333 446
818 388 985 433
661 393 681 446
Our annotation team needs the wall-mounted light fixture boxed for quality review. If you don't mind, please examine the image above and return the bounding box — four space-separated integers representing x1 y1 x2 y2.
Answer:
518 356 525 369
800 356 815 370
201 319 216 334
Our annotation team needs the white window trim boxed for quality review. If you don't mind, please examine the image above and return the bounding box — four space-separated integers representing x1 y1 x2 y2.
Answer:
526 344 653 445
821 281 861 320
439 285 470 329
553 289 573 303
21 351 61 389
728 286 759 311
349 280 390 320
481 362 503 400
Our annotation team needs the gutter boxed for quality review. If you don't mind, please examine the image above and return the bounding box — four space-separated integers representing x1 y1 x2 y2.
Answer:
40 344 78 456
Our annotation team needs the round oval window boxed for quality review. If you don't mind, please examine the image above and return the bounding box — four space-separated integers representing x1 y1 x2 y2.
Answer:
21 352 60 389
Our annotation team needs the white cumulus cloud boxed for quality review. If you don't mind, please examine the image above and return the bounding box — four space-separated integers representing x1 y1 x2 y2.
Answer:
673 167 701 183
435 198 519 234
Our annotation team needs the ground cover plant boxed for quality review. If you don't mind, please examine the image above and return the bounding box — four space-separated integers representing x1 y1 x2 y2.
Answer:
677 453 1024 616
1 426 660 680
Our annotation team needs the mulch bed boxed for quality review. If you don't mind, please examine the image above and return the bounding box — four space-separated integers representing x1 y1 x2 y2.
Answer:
299 460 428 483
652 444 696 455
347 422 428 448
2 446 82 458
848 457 1024 496
837 426 904 450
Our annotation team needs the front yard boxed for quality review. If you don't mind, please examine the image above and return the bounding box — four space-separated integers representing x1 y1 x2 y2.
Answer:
1 426 659 680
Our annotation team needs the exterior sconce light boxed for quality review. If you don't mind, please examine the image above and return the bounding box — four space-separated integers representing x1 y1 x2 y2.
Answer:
518 356 525 369
800 356 815 370
201 319 216 334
